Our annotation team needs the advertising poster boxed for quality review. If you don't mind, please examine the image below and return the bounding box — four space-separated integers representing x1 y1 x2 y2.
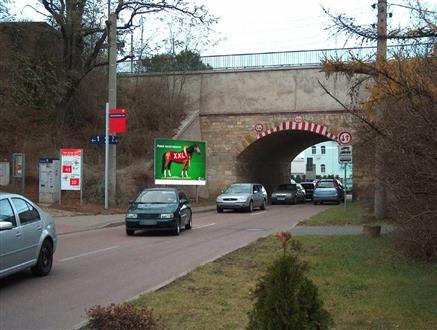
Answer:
12 153 24 178
60 148 83 191
154 139 206 185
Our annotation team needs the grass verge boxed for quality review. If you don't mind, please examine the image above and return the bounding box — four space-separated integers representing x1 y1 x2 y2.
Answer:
131 235 437 330
301 201 366 226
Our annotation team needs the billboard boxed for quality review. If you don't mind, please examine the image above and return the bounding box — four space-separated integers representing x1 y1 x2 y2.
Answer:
60 148 83 191
154 139 206 185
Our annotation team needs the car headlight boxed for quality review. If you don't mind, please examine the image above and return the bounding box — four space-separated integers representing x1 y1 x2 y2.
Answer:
126 213 138 219
160 213 174 219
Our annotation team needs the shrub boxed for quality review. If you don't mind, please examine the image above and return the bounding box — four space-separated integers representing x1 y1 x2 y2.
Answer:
86 303 163 330
247 234 332 330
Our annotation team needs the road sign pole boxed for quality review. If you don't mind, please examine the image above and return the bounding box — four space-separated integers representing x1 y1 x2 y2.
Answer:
344 164 347 210
105 103 109 209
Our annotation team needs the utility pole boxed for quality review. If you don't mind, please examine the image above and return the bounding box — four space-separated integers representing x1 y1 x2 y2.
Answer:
374 0 387 219
108 4 117 205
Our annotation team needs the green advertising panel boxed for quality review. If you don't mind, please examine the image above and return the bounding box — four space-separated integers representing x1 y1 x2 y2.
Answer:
154 139 206 185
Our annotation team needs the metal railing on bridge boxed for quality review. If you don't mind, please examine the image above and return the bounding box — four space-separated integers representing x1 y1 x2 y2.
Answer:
118 44 432 74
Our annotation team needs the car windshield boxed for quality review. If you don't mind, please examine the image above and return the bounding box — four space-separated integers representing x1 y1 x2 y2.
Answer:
277 184 296 190
317 181 335 188
224 184 251 194
136 190 177 204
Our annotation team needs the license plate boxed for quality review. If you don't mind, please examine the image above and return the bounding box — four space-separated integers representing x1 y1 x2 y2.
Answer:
277 197 285 200
140 220 157 225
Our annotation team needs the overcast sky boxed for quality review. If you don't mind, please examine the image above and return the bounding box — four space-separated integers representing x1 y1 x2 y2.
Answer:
197 0 379 54
12 0 432 55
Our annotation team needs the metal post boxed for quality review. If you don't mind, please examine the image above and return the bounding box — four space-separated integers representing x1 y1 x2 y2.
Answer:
130 31 134 73
21 154 25 195
80 149 83 205
105 102 109 209
59 150 62 206
374 0 388 219
108 9 117 205
344 164 347 210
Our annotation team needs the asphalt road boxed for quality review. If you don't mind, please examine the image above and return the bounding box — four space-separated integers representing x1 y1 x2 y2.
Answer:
0 203 330 330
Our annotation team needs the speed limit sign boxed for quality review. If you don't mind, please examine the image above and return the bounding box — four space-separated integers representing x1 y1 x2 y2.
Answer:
338 131 352 145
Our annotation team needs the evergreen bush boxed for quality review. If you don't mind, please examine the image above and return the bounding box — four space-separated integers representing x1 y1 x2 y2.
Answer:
247 234 332 330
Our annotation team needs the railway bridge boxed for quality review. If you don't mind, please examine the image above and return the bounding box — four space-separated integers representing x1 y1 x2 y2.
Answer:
119 49 370 197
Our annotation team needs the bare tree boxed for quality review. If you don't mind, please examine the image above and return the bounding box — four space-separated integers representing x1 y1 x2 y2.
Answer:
321 1 437 261
29 0 216 123
0 0 11 20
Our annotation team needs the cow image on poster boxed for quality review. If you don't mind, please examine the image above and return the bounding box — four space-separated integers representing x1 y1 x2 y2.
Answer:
162 144 200 178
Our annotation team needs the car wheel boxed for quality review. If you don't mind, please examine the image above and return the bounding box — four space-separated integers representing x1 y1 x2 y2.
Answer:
247 200 253 212
31 240 53 276
126 228 135 236
217 206 223 213
185 212 192 230
173 219 181 235
291 196 297 205
261 199 266 210
313 201 318 205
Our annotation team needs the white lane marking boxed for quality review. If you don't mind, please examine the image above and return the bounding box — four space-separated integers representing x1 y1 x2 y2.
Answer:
193 223 216 230
60 246 120 262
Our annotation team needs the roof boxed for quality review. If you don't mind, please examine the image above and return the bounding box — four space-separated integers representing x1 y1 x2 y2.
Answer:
141 187 178 191
0 192 23 198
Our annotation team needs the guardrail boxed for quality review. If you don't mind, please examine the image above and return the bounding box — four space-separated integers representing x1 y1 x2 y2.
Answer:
118 44 432 74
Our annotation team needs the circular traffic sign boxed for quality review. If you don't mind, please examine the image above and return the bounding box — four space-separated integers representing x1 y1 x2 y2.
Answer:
254 123 264 132
293 115 304 123
338 131 352 145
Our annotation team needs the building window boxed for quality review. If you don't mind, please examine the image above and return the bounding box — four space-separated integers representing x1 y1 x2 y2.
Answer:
321 146 326 154
312 146 316 154
321 164 326 173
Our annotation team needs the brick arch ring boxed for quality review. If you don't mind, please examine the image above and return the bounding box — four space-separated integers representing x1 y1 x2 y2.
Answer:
256 120 338 141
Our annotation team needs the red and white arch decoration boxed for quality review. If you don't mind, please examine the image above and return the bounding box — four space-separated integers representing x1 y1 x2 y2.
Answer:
256 121 338 141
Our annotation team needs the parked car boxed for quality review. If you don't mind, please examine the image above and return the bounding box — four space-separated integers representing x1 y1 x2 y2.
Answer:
216 183 267 213
313 179 345 204
271 183 305 204
300 182 315 200
0 192 57 278
125 188 192 236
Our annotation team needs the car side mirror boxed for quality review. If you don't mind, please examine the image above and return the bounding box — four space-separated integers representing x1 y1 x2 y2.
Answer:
0 221 13 231
180 198 187 204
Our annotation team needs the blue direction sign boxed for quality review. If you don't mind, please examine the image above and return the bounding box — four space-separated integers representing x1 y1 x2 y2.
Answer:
90 135 120 145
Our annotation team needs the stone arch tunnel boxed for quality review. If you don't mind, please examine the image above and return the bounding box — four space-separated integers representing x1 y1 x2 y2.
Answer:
236 122 338 195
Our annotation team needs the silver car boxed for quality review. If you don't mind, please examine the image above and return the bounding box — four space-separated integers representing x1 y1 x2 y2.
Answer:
0 192 57 278
216 183 267 213
271 183 306 204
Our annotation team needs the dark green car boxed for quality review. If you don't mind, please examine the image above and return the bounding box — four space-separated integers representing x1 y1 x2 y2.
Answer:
125 188 192 236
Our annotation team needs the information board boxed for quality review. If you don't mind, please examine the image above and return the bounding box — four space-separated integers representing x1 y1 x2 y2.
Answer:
60 149 83 191
338 145 353 164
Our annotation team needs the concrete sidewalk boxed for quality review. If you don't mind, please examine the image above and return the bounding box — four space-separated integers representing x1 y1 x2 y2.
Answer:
290 225 394 236
52 205 216 235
